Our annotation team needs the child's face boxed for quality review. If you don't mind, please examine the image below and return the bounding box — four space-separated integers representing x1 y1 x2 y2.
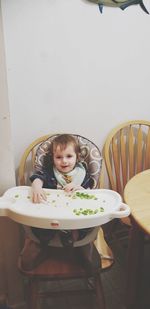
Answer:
53 143 77 173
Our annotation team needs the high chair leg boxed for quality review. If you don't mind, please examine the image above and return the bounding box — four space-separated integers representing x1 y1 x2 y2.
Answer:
95 273 106 309
27 278 39 309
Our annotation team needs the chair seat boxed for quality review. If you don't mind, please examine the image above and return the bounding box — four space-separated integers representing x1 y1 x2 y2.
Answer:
18 246 87 279
18 236 114 278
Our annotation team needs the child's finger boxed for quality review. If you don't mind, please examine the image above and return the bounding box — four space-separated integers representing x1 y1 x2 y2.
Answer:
41 191 47 201
32 191 47 203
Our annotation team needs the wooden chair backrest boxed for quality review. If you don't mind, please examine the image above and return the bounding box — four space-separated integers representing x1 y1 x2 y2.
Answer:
103 120 150 197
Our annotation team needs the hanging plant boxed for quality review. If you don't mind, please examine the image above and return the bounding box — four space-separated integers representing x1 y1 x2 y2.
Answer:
87 0 149 14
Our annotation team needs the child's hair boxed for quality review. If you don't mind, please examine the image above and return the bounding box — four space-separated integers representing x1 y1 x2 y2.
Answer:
51 134 80 158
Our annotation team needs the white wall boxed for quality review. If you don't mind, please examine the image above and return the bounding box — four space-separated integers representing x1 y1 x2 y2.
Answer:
0 4 25 307
1 0 150 168
0 2 15 194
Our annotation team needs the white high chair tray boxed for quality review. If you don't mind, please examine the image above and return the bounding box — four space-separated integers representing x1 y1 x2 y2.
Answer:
0 186 130 229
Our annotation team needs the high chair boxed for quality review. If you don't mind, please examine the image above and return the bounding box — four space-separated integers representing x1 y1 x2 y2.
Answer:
18 133 114 309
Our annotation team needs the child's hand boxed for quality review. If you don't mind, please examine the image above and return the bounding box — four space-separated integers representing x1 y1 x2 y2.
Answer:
31 179 47 203
63 182 84 193
32 188 47 203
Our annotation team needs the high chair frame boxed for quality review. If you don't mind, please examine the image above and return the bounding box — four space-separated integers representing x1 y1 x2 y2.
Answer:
18 133 114 309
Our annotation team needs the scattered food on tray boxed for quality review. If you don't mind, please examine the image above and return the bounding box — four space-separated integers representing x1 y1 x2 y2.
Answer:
73 192 98 200
73 207 104 216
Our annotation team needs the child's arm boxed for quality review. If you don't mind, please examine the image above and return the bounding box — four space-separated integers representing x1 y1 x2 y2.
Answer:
31 178 47 203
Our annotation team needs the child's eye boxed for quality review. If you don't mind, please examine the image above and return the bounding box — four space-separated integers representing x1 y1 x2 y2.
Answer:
67 155 72 158
56 156 61 159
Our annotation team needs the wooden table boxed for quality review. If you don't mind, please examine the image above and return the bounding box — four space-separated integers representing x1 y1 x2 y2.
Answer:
124 169 150 308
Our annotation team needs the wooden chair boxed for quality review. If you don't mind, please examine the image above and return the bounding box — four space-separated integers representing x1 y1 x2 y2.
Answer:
103 120 150 307
103 119 150 227
103 120 150 197
18 133 114 309
103 120 150 225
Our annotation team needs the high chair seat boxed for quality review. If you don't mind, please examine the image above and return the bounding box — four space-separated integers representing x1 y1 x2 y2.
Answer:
24 224 100 247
